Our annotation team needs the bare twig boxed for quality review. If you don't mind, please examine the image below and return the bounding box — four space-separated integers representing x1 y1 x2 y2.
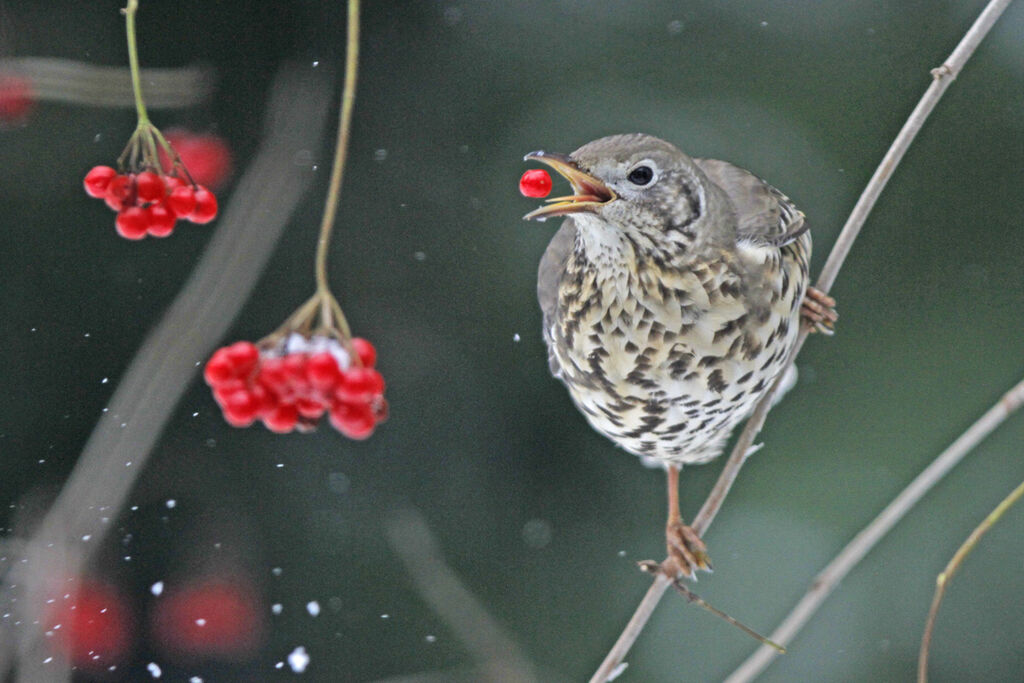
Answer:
385 508 538 683
729 376 1024 683
0 65 333 680
589 1 1015 679
917 476 1024 682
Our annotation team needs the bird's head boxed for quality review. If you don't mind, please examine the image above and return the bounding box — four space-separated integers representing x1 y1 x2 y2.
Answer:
524 134 722 253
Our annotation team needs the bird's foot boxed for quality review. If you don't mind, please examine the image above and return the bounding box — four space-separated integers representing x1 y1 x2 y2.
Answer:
801 286 838 335
640 521 713 580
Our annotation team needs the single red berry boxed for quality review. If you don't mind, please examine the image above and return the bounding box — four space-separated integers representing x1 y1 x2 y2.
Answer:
84 165 117 198
115 206 149 240
336 367 385 402
213 378 246 406
519 169 552 198
204 349 235 386
329 400 376 439
223 390 259 426
161 129 234 190
263 403 299 433
0 73 33 123
224 341 259 376
256 357 289 394
167 185 196 217
306 352 341 390
147 204 177 237
350 338 377 368
295 397 326 420
188 186 218 224
104 174 134 211
134 170 165 203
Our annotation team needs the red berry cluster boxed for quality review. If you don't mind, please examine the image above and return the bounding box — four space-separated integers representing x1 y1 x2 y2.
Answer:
204 335 386 439
83 165 218 240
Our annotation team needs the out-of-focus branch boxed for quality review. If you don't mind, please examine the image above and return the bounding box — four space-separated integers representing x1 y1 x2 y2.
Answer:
385 508 538 683
0 63 333 681
0 57 214 108
588 0 1016 679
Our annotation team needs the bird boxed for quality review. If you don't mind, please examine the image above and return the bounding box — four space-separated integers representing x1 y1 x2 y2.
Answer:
524 133 836 579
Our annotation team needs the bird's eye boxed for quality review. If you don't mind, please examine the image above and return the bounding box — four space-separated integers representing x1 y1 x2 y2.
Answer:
627 165 654 186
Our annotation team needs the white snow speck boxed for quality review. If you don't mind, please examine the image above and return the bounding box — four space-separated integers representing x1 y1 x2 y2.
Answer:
195 618 207 627
271 567 283 577
425 634 437 643
165 499 176 509
306 601 320 617
287 646 310 673
275 661 284 669
147 662 162 678
272 603 283 615
101 377 108 384
43 656 53 664
189 677 202 683
81 535 92 542
513 333 521 342
151 581 164 596
380 614 390 620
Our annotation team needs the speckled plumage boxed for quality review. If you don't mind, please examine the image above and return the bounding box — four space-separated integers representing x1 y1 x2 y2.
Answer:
532 134 811 467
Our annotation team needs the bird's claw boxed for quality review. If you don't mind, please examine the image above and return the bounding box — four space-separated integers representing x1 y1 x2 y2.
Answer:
801 286 838 335
639 521 713 581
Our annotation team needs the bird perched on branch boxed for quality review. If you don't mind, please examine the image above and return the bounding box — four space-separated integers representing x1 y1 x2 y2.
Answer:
524 133 836 579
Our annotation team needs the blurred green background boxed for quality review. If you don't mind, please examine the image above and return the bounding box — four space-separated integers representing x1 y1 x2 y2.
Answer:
1 0 1022 680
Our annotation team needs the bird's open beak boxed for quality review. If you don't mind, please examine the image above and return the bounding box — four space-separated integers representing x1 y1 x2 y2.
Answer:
522 151 617 221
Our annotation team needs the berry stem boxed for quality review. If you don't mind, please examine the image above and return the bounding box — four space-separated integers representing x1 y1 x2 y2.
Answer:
313 0 360 307
122 0 150 127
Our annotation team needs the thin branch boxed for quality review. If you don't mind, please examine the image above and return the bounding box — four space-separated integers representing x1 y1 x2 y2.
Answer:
729 376 1024 683
589 0 1015 679
917 477 1024 683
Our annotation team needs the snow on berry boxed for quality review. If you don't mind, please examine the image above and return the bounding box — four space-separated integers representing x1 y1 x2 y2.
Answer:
519 169 552 198
204 336 386 438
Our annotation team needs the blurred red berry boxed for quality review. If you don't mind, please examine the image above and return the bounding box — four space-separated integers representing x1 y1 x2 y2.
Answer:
115 206 149 240
329 400 377 439
306 352 341 389
162 129 233 190
150 578 264 661
48 580 133 670
83 165 117 198
204 349 235 385
337 367 385 402
225 341 259 376
0 73 33 123
351 337 377 368
264 403 299 433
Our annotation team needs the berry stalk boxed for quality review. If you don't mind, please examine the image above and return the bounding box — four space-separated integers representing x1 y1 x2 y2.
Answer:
123 0 150 128
313 0 360 339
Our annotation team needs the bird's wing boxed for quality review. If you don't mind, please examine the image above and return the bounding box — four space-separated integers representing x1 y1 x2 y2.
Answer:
695 158 806 247
537 221 575 340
